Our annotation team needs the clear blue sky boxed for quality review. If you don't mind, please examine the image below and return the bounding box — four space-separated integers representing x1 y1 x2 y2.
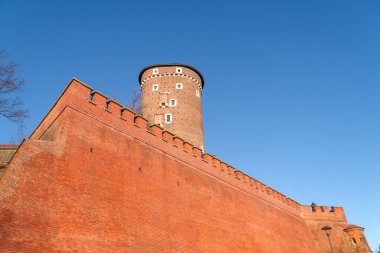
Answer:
1 0 379 249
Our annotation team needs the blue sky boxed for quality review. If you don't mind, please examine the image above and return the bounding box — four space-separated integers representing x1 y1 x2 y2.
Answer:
1 0 379 249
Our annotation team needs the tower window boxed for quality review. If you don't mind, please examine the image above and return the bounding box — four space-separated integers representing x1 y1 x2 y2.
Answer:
165 113 172 124
152 84 159 91
159 94 168 107
152 68 159 74
352 238 357 245
170 99 177 107
196 90 200 97
176 67 182 73
176 83 183 89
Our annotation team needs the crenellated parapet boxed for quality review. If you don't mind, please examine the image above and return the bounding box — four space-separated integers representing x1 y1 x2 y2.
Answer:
301 203 371 252
301 204 347 222
29 78 303 217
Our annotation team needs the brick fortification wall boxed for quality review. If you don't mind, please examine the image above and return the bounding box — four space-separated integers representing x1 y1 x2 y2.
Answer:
0 80 317 252
0 145 18 179
301 205 371 253
0 79 371 252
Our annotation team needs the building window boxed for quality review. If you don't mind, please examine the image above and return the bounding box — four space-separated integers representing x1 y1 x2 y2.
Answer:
152 68 159 74
176 83 183 89
196 90 200 97
165 113 172 124
352 238 357 245
152 84 159 91
170 99 177 107
176 67 182 73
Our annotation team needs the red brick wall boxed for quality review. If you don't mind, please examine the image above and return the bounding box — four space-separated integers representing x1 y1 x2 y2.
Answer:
0 145 18 179
0 145 18 166
301 205 371 253
0 80 319 252
0 79 369 252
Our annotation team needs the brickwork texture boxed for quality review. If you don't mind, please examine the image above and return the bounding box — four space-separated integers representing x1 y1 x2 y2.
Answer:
0 76 371 253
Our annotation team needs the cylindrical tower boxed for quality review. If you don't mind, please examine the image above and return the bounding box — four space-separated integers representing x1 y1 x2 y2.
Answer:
343 225 372 252
139 64 204 150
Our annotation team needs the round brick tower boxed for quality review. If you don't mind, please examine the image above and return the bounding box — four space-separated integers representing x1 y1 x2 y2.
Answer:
343 225 372 252
139 64 205 150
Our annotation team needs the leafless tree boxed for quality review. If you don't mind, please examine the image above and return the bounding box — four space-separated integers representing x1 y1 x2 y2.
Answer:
8 124 25 144
109 88 141 114
128 88 141 114
0 50 28 123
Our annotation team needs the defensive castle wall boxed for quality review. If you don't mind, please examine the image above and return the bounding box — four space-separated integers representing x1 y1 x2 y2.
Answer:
301 204 347 222
0 78 320 252
0 145 18 179
29 79 301 216
0 78 370 252
301 204 370 253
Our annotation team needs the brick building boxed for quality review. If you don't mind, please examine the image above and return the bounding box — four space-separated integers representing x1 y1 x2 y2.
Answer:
0 64 372 252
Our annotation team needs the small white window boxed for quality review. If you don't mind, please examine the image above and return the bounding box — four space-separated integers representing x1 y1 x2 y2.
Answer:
165 113 172 124
176 67 182 73
170 99 177 107
196 90 200 97
152 68 159 74
152 84 159 91
176 83 183 89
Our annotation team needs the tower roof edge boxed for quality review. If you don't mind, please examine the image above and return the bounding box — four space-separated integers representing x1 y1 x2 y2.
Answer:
138 63 204 88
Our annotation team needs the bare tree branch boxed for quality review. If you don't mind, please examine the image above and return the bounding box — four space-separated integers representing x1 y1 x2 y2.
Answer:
128 88 141 114
0 49 28 123
8 124 26 144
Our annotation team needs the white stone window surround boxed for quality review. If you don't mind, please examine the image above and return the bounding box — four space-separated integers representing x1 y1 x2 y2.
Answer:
176 83 183 89
196 90 200 97
170 99 177 107
165 113 172 124
176 67 183 73
152 68 159 74
152 84 159 91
